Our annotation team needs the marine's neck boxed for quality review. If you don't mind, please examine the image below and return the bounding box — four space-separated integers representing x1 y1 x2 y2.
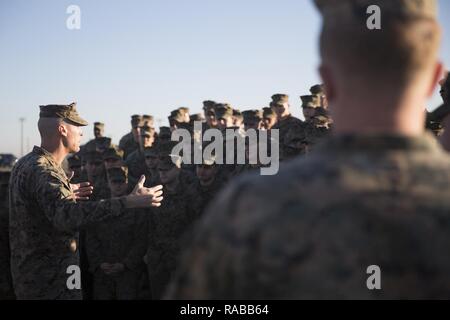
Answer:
331 99 426 137
40 142 69 166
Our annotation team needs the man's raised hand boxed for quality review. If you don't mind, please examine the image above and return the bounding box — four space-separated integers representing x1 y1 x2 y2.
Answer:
126 175 163 208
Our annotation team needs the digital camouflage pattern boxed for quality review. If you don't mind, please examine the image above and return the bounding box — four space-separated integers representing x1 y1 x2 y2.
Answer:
146 171 200 299
0 170 15 300
126 149 147 187
84 137 112 155
194 175 225 218
9 146 127 299
91 173 111 201
119 132 139 160
273 115 306 161
167 133 450 299
87 208 148 300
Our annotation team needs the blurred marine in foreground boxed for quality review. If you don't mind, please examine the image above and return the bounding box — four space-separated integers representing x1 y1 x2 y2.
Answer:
167 0 450 299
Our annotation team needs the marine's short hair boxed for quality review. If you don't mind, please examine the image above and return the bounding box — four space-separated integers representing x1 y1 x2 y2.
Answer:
316 0 441 85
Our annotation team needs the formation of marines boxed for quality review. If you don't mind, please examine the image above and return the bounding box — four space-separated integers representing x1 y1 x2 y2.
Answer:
2 0 450 300
0 83 333 299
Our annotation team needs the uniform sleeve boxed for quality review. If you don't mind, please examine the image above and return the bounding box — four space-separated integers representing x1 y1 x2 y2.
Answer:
35 166 127 233
118 134 128 151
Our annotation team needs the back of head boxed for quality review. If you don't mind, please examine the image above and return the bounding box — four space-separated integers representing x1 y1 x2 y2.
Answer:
38 117 62 140
316 0 441 91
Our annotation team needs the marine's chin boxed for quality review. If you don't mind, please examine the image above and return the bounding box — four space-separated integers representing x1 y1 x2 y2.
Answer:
70 145 81 154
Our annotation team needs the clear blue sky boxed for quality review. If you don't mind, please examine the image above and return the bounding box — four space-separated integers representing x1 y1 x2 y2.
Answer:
1 0 449 156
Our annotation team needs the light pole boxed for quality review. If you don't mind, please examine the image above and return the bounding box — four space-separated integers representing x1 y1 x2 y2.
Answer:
19 117 25 157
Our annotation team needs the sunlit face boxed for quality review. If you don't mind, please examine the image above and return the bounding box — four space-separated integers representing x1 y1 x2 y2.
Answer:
233 117 243 128
217 117 234 130
303 107 316 121
62 122 83 153
271 103 290 120
158 166 181 185
206 112 217 128
196 165 218 187
140 134 155 149
108 178 128 197
263 117 277 130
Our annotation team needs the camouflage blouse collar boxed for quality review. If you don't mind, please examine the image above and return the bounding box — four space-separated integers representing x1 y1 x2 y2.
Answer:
32 146 61 168
316 132 443 154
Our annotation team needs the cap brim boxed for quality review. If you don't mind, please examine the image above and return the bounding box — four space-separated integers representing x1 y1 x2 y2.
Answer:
64 116 89 127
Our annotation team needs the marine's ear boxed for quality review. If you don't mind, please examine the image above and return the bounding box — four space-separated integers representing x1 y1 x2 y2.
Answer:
58 122 69 137
427 61 444 98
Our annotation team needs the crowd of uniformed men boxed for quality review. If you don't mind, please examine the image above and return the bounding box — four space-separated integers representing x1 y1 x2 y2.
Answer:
0 86 331 299
2 75 449 299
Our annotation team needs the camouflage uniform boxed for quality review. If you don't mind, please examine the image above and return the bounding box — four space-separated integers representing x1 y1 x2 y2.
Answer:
84 137 112 155
81 150 111 299
195 176 224 217
272 116 305 161
271 94 304 132
67 153 87 184
303 108 332 150
426 76 449 137
119 132 139 161
87 209 148 300
127 125 156 187
9 146 128 300
143 146 161 188
0 169 15 300
280 122 308 160
85 156 111 201
270 94 305 159
192 154 224 216
167 133 450 299
147 148 200 299
119 115 143 160
125 149 147 187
